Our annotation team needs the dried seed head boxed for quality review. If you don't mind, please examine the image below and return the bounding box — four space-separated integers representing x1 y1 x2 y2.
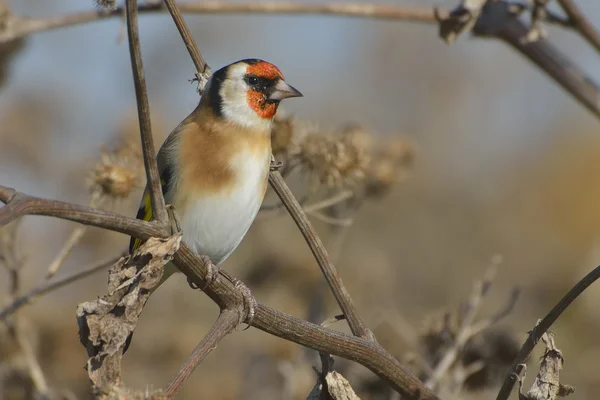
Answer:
88 119 144 201
298 127 371 188
271 115 294 156
94 0 117 10
90 151 139 199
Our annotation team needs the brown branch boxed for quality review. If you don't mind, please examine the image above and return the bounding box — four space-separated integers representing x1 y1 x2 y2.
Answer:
165 309 239 399
473 1 600 119
162 0 211 91
171 243 436 398
2 1 599 122
269 170 371 339
0 253 122 321
0 185 169 239
0 2 438 44
125 0 168 223
496 264 600 400
0 187 436 397
557 0 600 54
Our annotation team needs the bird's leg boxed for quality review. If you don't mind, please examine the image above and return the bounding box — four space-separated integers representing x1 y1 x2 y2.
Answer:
166 204 181 235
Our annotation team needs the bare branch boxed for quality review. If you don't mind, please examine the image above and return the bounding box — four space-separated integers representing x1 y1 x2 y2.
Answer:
474 1 600 119
496 264 600 400
125 0 168 223
557 0 600 54
165 310 239 399
0 254 122 321
0 185 169 240
0 2 438 44
162 0 211 91
269 170 371 339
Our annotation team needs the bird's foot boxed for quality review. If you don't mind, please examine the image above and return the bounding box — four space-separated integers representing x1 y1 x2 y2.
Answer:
229 276 256 329
186 255 219 291
270 159 283 171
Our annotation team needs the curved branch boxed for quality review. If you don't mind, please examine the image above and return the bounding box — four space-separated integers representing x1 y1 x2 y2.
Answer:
496 264 600 400
0 185 169 238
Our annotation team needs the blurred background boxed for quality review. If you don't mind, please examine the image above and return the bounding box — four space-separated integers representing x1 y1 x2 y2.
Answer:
2 0 600 399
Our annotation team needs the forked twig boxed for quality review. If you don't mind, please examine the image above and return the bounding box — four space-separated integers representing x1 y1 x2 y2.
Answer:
496 264 600 400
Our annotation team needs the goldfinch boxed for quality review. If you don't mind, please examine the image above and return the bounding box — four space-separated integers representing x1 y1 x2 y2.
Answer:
129 59 302 286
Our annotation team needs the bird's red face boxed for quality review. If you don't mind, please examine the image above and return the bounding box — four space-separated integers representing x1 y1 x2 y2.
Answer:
210 59 302 129
245 61 286 119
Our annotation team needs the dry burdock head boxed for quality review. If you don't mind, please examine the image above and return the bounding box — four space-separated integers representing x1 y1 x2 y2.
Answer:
271 114 414 196
87 119 144 203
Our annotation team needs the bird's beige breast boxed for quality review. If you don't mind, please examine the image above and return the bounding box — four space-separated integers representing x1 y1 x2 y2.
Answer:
173 119 271 213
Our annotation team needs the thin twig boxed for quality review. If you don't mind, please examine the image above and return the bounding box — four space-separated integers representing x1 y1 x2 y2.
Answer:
303 190 354 213
125 0 168 223
162 0 211 91
45 192 101 279
496 264 600 400
0 254 121 321
425 265 498 389
165 309 239 399
269 170 371 339
557 0 600 54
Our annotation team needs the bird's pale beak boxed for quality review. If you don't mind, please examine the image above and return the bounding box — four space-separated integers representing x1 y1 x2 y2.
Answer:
268 79 303 101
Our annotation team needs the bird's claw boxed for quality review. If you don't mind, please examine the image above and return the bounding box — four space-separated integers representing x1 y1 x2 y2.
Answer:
270 159 283 171
186 256 219 291
231 277 256 329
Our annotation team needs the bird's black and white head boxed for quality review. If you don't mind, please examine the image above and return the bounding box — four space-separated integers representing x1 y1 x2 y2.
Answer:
205 59 302 129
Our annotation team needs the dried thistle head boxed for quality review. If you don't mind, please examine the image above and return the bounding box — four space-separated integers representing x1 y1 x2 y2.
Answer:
88 118 144 202
297 126 371 188
90 150 139 200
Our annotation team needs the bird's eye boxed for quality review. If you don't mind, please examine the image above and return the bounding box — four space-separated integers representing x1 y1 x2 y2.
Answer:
246 76 259 86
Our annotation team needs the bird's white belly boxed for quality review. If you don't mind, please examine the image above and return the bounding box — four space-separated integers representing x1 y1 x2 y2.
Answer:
178 153 268 265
